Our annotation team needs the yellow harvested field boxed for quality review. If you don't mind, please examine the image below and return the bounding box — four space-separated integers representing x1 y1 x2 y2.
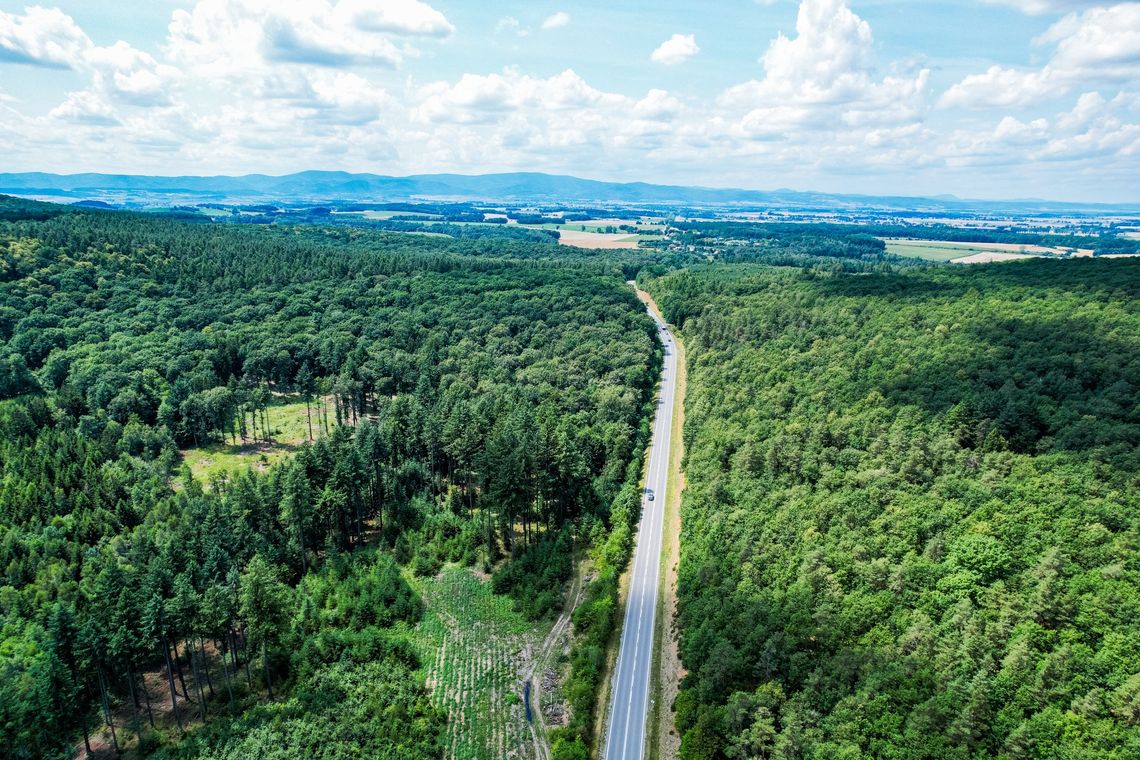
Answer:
556 229 642 249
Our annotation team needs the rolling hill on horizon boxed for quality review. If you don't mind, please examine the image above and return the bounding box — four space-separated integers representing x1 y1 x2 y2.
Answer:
3 170 1138 215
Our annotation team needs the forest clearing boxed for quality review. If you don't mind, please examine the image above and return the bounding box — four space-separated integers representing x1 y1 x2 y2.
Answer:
179 394 341 481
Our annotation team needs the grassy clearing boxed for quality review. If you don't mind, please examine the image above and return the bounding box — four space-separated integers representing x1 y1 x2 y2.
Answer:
410 566 543 760
180 396 326 482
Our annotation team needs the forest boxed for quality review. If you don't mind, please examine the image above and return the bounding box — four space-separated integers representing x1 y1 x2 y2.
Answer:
6 190 1138 759
0 196 660 758
643 259 1140 758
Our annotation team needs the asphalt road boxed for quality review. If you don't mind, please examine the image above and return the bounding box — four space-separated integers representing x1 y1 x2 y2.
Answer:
603 306 678 760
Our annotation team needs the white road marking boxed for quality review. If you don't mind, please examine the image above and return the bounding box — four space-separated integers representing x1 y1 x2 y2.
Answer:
604 307 677 760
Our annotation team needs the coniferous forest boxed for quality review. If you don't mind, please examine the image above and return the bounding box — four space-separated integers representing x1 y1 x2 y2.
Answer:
644 261 1140 759
0 197 660 758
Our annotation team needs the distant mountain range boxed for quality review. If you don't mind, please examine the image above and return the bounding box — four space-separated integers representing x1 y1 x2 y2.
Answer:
1 170 1137 215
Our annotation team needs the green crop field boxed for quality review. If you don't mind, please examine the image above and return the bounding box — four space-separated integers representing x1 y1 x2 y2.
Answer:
883 238 1073 262
411 566 542 760
883 239 984 261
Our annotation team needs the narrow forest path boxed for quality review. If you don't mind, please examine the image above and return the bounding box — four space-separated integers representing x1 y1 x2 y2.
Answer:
526 559 588 760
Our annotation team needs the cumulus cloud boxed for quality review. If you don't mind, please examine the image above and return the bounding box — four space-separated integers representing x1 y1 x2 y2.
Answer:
650 34 699 65
495 17 528 37
85 41 181 107
634 89 683 120
0 6 91 68
1040 4 1140 76
541 12 571 30
49 90 120 125
341 0 453 37
938 91 1139 168
0 0 1137 199
721 0 928 136
166 0 453 73
981 0 1106 15
942 4 1140 108
0 5 181 124
413 68 623 124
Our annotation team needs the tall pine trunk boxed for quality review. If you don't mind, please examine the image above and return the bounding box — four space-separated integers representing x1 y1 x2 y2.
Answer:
125 667 142 743
163 641 182 732
190 642 208 721
80 708 92 756
200 638 216 698
97 670 119 754
139 669 155 729
173 640 191 701
218 637 236 712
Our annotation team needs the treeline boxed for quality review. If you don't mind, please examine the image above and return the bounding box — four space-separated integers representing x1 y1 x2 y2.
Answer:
341 218 561 244
644 259 1140 758
0 196 659 757
666 221 916 269
673 219 1140 257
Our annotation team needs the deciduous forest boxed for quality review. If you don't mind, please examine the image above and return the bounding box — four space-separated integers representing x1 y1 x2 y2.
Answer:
644 260 1140 759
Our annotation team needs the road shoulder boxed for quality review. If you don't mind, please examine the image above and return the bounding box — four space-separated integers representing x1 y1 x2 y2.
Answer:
635 287 686 760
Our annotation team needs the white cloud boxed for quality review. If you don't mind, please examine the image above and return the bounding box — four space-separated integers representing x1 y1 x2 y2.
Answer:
634 89 683 120
413 68 623 125
939 65 1054 109
339 0 453 37
50 90 119 125
0 6 180 123
981 0 1106 15
495 16 528 37
942 4 1140 108
0 6 91 68
1040 4 1140 75
0 0 1137 200
166 0 453 73
86 42 181 107
935 91 1139 169
650 34 699 65
721 0 928 135
541 12 571 30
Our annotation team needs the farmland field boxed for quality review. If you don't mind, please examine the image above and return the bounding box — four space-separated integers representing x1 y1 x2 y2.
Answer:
553 229 643 249
883 237 1086 262
411 566 550 760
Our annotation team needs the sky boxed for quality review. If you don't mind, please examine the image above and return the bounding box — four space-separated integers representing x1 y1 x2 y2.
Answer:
0 0 1138 201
